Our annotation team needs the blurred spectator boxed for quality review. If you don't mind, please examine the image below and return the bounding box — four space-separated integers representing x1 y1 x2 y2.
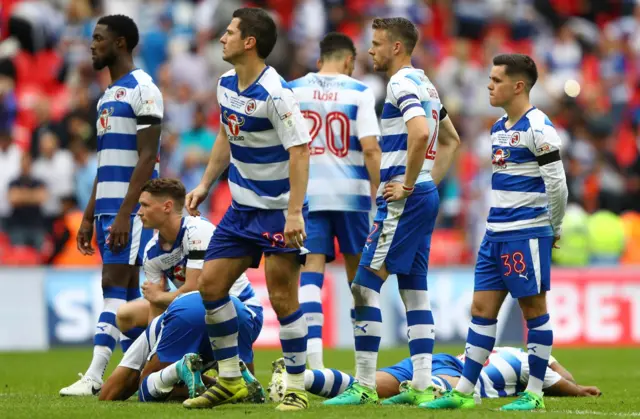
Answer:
32 131 74 229
0 58 17 132
69 138 96 211
6 152 47 248
30 97 63 158
0 129 21 230
180 104 215 152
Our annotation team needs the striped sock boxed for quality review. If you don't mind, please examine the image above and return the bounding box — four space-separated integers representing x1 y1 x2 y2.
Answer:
204 296 241 378
279 309 308 391
299 272 324 369
398 273 435 391
304 368 354 398
85 286 127 382
278 309 307 390
139 360 180 402
120 287 143 353
121 327 145 353
455 316 497 395
352 267 384 389
525 314 553 396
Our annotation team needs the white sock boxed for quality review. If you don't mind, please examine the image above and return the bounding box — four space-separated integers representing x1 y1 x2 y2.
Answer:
85 346 110 383
411 354 433 391
307 338 324 369
218 356 242 379
355 351 378 389
148 361 181 392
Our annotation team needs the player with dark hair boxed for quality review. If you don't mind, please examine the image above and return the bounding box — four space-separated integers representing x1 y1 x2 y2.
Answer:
325 17 461 406
183 8 313 411
289 32 381 370
100 179 265 404
424 54 568 411
60 14 164 396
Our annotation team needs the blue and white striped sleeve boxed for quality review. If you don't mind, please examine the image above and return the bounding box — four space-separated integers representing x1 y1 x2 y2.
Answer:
389 78 425 123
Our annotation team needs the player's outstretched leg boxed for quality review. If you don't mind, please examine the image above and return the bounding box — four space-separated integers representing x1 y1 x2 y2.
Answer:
324 268 382 406
383 273 435 406
183 296 247 408
501 313 552 411
422 316 497 409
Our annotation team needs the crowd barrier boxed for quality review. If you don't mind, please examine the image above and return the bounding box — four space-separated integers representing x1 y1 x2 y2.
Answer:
1 267 638 351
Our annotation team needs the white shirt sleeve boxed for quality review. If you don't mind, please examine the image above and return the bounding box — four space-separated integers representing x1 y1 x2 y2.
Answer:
185 220 216 270
130 83 164 131
530 123 568 236
356 88 381 139
267 85 312 150
388 78 426 123
143 255 165 288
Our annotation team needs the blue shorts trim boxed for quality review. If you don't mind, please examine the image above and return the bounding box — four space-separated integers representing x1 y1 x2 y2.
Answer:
360 182 439 275
306 211 369 262
153 293 262 365
96 215 152 265
474 235 552 298
205 206 308 267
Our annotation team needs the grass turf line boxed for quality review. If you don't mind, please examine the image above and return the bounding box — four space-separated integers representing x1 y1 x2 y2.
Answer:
0 346 637 419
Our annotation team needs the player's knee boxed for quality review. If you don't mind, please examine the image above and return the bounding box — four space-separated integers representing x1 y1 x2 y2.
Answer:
268 287 298 318
115 305 133 332
470 299 498 319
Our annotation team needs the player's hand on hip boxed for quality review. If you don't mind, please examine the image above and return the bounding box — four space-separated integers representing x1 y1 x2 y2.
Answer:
284 212 306 249
383 182 412 202
76 218 95 256
552 235 561 249
185 184 209 216
107 213 131 253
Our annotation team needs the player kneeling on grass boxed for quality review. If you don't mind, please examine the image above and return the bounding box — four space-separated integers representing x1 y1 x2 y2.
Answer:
119 178 263 376
267 346 601 404
100 179 264 402
100 291 265 403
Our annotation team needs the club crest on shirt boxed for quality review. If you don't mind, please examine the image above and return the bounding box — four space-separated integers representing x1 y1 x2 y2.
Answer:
509 132 520 146
492 148 510 168
245 99 257 115
115 88 127 101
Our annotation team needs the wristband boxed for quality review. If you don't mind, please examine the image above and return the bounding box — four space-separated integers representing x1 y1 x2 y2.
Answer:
402 184 415 193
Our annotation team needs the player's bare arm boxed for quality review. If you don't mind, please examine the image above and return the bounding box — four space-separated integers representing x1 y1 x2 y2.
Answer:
430 114 461 186
285 143 309 249
544 377 601 397
108 124 161 252
186 127 230 215
383 116 429 202
77 177 97 255
360 136 381 197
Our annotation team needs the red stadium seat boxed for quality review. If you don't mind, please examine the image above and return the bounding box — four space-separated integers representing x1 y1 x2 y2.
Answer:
1 245 41 265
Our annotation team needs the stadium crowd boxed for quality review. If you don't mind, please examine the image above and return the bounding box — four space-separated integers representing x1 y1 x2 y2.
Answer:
0 0 639 266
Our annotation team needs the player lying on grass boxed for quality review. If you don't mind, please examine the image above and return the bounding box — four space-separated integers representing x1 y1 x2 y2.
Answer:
267 346 601 404
100 291 265 403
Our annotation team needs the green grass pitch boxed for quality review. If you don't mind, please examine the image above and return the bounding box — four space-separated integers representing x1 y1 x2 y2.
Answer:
0 346 638 419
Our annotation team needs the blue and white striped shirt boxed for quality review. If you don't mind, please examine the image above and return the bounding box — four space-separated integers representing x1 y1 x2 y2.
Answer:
487 107 564 241
95 69 163 215
217 67 311 210
379 67 442 194
458 347 562 398
290 73 380 212
143 216 261 308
